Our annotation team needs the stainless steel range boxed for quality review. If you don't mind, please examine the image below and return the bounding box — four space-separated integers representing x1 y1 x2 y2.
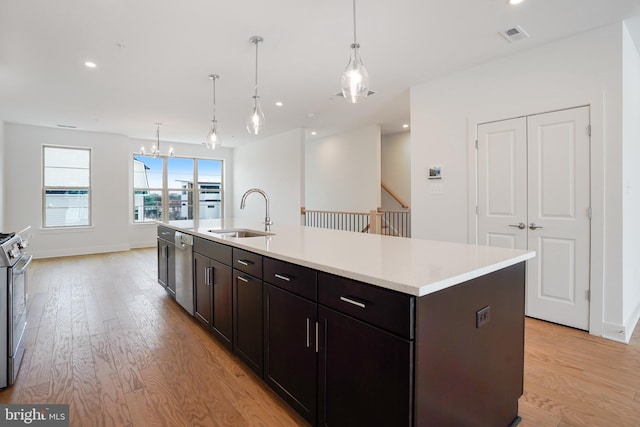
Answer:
0 228 31 389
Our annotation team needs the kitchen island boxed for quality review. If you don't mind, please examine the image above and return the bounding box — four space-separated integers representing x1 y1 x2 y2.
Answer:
158 219 534 427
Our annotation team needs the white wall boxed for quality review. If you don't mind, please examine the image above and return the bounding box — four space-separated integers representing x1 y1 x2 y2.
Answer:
4 123 234 256
622 22 640 336
5 123 130 257
232 128 304 226
410 24 629 340
305 125 381 212
381 131 411 208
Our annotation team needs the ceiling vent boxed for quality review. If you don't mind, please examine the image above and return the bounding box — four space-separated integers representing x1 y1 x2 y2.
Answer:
500 25 530 43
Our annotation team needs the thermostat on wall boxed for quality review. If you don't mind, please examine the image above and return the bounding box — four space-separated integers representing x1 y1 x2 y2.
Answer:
428 167 442 179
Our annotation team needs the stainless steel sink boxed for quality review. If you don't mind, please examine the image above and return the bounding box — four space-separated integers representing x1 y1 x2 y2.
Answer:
209 229 274 238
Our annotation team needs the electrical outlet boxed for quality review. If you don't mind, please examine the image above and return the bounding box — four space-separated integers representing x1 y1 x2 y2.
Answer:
476 306 491 328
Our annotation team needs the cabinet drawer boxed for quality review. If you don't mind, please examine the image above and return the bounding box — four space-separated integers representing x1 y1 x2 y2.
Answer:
194 237 232 265
264 258 316 301
233 248 263 278
157 226 175 240
318 272 415 339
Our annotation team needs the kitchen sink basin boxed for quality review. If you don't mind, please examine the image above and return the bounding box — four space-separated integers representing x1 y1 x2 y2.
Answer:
209 228 274 238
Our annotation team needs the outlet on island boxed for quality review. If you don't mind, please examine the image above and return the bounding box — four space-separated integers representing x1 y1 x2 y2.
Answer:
476 305 491 328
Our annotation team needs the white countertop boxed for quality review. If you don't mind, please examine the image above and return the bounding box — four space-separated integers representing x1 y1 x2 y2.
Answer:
161 219 535 297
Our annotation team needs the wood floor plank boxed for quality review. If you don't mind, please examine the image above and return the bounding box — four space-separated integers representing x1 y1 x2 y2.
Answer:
135 365 190 427
70 344 104 427
90 333 133 426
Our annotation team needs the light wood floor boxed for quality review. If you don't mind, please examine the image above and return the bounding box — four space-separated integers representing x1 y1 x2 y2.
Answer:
0 248 639 426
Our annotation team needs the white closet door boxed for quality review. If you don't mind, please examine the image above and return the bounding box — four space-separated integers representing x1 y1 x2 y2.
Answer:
526 107 591 330
477 106 591 330
477 117 528 250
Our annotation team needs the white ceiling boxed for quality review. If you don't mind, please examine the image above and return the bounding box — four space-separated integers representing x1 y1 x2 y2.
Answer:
1 0 639 148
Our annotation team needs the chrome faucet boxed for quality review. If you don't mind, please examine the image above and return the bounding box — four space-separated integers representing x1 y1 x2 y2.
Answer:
240 188 273 231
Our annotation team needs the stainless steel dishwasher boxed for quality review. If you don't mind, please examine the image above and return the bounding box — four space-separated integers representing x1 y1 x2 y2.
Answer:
174 231 194 315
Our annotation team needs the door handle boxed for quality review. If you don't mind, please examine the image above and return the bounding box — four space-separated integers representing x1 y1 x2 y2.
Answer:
508 223 526 230
529 223 543 230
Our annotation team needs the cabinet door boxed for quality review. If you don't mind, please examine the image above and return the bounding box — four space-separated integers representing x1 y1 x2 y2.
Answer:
264 284 317 425
194 252 212 327
158 240 168 288
211 259 232 349
233 270 263 376
318 306 413 427
157 240 176 296
166 242 176 296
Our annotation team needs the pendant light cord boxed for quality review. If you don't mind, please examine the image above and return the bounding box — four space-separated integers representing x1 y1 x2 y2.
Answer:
254 39 259 98
156 123 160 150
352 0 357 45
212 77 217 121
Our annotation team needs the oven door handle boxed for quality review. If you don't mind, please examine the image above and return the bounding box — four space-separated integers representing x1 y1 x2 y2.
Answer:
13 255 33 275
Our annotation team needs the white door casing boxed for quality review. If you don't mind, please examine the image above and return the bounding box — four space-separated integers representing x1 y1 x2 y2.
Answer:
477 106 591 330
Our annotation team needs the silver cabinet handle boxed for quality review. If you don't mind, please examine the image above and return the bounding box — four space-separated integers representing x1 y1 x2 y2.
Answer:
315 321 319 353
206 267 214 286
204 267 209 286
274 273 291 282
306 318 310 348
237 276 249 283
529 223 543 230
509 223 526 230
236 259 251 266
340 296 366 309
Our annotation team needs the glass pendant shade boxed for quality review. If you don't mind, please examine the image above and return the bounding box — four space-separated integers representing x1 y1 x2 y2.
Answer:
206 74 221 149
206 120 221 149
246 96 265 135
247 36 265 135
341 43 370 103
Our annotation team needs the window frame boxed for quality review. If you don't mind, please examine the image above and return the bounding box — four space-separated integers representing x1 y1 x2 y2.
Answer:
132 155 224 224
42 145 92 228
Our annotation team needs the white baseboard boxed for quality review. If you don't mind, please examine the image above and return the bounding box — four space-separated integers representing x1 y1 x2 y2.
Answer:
30 244 131 259
130 240 156 249
602 322 627 343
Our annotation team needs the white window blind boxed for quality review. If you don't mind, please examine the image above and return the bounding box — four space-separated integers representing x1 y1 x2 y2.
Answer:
43 146 91 227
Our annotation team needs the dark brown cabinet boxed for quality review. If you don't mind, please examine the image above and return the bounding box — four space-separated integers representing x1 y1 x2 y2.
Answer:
157 226 176 297
264 283 317 425
263 257 318 425
233 255 263 376
157 226 525 427
194 238 233 349
317 306 413 427
317 272 415 427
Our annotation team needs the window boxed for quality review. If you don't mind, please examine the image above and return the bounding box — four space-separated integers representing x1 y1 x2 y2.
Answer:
133 156 163 222
43 146 91 227
168 157 194 220
133 156 223 223
198 159 223 220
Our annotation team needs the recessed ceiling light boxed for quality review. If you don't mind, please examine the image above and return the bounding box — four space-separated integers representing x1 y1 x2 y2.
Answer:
275 101 284 107
84 61 97 68
507 0 524 4
402 124 409 129
311 131 317 136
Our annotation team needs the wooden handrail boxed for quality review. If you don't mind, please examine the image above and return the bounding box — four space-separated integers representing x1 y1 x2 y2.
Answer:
301 207 370 216
381 182 409 209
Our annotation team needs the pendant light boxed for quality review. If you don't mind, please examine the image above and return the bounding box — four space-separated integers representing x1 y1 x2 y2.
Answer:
341 0 370 103
140 123 174 158
206 74 221 149
246 35 265 135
